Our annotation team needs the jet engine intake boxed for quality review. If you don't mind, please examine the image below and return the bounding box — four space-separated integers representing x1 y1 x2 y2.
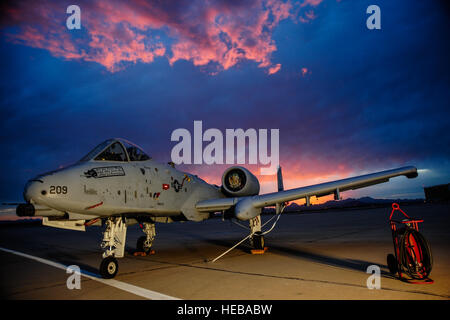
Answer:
221 166 260 197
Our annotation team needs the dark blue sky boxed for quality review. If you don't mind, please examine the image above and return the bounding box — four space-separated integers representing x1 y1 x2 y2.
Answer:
1 0 449 203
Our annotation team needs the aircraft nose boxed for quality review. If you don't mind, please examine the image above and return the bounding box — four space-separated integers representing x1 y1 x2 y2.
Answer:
23 179 45 203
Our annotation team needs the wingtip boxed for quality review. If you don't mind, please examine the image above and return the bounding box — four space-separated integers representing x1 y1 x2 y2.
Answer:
404 166 418 178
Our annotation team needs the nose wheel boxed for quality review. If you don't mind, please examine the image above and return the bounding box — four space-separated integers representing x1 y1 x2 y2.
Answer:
100 256 118 279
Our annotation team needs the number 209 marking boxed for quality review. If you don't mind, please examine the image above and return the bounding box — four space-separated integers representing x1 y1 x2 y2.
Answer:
50 186 68 194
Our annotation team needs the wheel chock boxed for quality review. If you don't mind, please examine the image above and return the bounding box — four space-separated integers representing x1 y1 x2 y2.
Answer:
133 250 155 257
251 247 269 255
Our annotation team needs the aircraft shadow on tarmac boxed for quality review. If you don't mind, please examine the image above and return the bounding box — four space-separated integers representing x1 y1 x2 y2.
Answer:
266 244 393 278
45 230 394 280
172 231 395 279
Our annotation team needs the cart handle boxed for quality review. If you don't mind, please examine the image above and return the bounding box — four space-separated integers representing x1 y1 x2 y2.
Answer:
389 203 411 220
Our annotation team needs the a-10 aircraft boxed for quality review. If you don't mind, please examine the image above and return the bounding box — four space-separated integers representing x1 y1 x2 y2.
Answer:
16 138 418 278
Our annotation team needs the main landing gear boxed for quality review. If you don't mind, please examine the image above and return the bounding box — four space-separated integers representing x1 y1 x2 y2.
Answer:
137 222 156 254
249 215 265 251
211 214 270 263
98 217 156 279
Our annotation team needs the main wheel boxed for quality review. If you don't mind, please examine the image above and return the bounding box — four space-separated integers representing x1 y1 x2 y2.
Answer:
100 256 118 279
137 236 152 254
252 232 265 250
387 254 398 275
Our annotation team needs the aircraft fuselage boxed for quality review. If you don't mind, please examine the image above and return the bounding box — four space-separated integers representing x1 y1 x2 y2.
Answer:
24 159 224 222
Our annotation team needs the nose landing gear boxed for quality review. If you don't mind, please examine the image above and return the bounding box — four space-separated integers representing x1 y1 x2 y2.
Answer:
99 217 127 279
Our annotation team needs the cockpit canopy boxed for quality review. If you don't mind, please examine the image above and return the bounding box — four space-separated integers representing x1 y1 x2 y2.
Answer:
79 139 151 162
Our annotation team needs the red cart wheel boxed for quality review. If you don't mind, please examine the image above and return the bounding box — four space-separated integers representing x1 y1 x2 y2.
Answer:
399 229 433 279
387 254 398 275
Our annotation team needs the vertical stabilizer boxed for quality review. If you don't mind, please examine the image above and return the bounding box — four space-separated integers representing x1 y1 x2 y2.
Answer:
277 165 284 192
276 166 284 214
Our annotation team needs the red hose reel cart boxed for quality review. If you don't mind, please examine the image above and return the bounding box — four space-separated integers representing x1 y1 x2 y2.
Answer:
387 203 433 284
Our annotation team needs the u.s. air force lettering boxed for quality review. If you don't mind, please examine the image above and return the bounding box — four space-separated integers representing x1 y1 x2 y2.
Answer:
84 166 125 178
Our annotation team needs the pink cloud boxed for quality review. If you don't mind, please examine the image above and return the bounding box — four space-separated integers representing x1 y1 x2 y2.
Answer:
300 0 323 7
2 0 315 73
299 9 318 23
301 67 311 76
305 10 317 20
268 63 282 74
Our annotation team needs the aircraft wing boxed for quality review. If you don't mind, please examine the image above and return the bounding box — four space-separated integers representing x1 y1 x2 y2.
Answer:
196 166 418 219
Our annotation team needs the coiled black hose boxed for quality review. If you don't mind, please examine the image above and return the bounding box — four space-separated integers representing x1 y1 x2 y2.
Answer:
398 228 433 279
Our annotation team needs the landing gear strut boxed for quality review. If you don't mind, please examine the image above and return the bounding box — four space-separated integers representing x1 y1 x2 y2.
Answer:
137 222 156 254
210 214 268 263
99 217 127 279
249 216 265 250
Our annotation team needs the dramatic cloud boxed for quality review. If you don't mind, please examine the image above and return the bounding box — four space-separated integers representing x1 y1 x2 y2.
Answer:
0 0 448 204
1 0 322 73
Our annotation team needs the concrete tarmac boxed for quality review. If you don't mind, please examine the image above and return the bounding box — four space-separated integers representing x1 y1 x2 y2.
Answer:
0 203 449 300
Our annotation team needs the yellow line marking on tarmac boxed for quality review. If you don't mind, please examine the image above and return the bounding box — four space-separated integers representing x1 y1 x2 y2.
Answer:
0 246 180 300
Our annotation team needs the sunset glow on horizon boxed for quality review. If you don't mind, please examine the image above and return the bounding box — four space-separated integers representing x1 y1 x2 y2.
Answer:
1 0 449 203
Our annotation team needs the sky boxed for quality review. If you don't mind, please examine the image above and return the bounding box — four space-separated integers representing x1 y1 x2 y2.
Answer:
0 0 449 204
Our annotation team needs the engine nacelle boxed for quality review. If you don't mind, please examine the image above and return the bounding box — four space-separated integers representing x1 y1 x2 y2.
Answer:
221 166 260 197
